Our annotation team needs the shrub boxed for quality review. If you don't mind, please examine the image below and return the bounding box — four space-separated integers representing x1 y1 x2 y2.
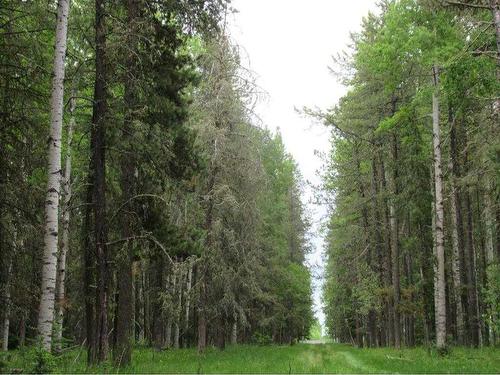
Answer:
28 345 56 374
252 332 272 346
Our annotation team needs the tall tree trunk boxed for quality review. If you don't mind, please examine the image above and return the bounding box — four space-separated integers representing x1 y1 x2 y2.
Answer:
464 188 481 347
432 66 447 351
2 259 12 351
483 181 496 266
54 87 76 353
231 311 237 345
198 169 216 352
19 313 26 348
405 251 415 347
83 183 95 362
197 279 207 352
449 111 465 344
483 180 496 343
431 175 439 341
135 261 144 342
380 160 394 346
184 261 192 339
491 0 500 113
114 0 139 366
152 254 164 350
388 131 401 349
174 265 183 349
355 147 376 347
371 156 384 347
165 271 175 348
91 0 109 362
37 0 70 351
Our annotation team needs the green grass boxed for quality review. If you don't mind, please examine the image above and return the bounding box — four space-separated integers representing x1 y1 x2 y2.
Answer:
2 343 500 373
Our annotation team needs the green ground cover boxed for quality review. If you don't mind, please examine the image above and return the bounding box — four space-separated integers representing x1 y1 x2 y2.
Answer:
2 343 499 374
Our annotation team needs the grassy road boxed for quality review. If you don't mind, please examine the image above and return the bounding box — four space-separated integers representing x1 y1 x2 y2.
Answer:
3 343 500 373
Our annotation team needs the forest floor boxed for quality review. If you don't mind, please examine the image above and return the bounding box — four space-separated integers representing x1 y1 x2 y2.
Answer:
2 343 500 374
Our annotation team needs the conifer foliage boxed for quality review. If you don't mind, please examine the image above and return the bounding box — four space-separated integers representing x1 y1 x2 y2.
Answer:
0 0 312 365
320 0 499 350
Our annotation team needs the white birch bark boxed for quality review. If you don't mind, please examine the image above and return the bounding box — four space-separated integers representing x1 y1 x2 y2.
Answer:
431 179 438 336
54 89 75 352
138 261 145 342
492 1 500 114
432 66 446 351
174 266 183 349
231 312 237 345
184 261 192 337
37 0 70 351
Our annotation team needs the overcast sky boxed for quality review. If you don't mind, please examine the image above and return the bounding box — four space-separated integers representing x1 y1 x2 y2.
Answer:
228 0 379 330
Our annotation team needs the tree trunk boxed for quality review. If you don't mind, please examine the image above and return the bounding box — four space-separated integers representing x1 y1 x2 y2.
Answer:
464 189 481 347
197 304 207 351
231 312 237 345
165 271 174 348
431 178 438 340
371 156 384 348
184 261 192 336
114 242 133 366
83 182 95 363
174 266 183 349
198 168 216 352
165 320 172 348
492 0 500 57
91 0 109 361
380 160 394 346
449 110 465 344
114 0 139 366
152 254 164 350
2 259 12 351
19 313 26 348
354 147 376 347
491 0 500 113
388 131 401 349
37 0 70 351
135 261 144 342
432 66 446 351
405 251 415 347
54 87 76 353
483 181 495 266
483 180 496 343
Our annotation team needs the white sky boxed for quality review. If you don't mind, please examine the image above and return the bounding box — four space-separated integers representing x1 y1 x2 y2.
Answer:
228 0 379 331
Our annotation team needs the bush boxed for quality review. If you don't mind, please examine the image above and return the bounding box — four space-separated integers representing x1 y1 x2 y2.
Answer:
0 352 7 374
28 345 56 374
252 332 272 346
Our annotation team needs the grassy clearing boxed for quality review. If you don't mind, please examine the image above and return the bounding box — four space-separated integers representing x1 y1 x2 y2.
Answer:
2 343 500 373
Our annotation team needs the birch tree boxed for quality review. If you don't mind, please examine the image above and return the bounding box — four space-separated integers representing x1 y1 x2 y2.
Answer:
37 0 70 351
54 88 76 352
432 65 447 352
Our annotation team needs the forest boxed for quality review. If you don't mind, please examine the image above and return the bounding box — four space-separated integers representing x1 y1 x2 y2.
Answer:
321 0 499 352
0 0 499 373
0 0 313 368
